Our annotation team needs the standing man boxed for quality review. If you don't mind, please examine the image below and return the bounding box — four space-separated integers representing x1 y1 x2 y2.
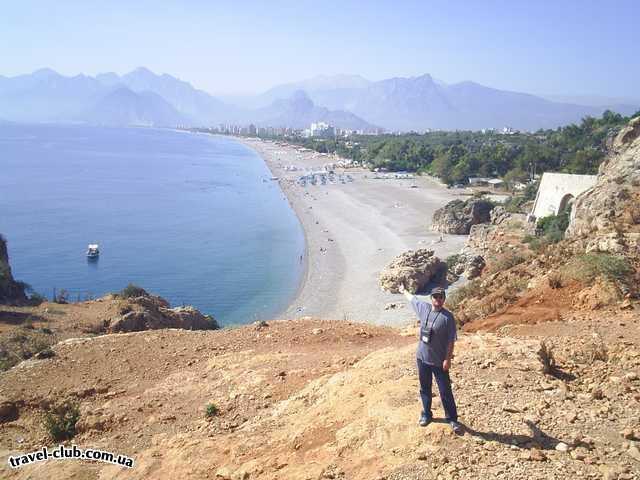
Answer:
399 284 462 433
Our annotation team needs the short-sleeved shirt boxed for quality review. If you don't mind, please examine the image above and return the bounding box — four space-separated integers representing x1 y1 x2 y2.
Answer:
411 297 457 366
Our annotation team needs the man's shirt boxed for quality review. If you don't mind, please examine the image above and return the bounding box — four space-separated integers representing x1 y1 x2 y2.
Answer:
411 297 457 367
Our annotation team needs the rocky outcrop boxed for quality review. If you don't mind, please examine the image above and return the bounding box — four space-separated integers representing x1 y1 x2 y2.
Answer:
465 208 528 257
379 249 444 293
432 198 494 235
107 294 219 333
448 253 486 280
490 205 523 226
567 116 640 254
0 234 27 304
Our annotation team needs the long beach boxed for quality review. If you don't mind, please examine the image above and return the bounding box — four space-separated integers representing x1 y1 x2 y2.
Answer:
241 138 469 326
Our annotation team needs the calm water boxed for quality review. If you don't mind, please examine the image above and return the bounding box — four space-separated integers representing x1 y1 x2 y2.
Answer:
0 124 305 327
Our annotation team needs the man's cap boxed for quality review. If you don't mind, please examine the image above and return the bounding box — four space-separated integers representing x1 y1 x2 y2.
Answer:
431 287 446 297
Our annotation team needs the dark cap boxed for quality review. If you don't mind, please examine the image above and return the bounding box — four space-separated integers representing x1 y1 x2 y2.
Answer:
431 287 446 297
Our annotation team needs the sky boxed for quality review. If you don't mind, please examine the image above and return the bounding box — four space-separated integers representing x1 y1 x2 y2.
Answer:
2 0 639 99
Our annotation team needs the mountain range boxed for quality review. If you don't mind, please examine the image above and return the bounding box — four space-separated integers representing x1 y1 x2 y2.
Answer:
255 73 639 131
0 68 637 131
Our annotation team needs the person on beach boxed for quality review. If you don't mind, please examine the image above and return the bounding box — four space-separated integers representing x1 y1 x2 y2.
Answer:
399 284 462 434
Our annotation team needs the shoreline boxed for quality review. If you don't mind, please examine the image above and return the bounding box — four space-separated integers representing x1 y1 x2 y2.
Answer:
238 137 470 326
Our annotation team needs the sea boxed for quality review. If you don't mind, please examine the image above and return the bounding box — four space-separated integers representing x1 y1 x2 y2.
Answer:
0 124 305 327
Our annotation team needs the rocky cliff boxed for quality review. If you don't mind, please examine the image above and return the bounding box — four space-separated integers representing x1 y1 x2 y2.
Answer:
0 235 27 304
432 198 494 234
567 116 640 255
465 206 529 257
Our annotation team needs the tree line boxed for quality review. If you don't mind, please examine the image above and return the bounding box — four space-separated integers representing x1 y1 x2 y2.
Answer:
262 110 639 186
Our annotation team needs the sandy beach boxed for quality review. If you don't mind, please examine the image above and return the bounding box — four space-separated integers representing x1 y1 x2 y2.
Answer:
240 138 470 326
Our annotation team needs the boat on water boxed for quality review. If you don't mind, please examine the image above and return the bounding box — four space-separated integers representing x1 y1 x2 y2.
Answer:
86 244 100 258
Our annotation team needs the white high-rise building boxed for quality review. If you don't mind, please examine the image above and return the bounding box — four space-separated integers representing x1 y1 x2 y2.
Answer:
309 122 336 138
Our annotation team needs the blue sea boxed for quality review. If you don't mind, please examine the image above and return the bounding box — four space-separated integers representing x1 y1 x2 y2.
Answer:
0 124 305 327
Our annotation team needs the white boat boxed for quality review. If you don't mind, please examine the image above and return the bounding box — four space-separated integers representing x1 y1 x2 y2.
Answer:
86 244 100 258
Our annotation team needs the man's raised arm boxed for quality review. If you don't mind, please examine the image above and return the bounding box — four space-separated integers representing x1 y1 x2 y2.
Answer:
398 283 414 302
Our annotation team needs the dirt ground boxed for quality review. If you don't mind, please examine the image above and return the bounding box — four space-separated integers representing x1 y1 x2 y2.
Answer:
1 299 639 479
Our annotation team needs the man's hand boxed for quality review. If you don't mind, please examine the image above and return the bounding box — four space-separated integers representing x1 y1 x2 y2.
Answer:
442 359 451 372
399 283 414 302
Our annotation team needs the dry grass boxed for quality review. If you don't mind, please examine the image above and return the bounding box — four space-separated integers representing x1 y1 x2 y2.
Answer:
486 254 527 275
0 327 54 371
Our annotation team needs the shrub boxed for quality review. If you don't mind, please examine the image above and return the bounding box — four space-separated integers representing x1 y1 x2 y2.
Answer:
445 253 462 268
529 237 553 253
589 335 609 363
538 340 556 375
44 401 80 440
205 402 219 418
536 212 570 243
447 279 486 310
120 284 148 299
27 292 46 306
548 272 563 289
545 229 564 244
0 357 12 372
53 289 69 304
502 276 528 301
503 195 528 214
0 328 53 370
563 253 633 284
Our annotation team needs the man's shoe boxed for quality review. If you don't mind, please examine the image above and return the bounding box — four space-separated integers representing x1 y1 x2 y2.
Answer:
450 420 463 434
419 414 432 427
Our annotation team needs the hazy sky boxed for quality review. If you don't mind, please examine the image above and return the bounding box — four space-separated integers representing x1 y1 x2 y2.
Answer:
2 1 639 98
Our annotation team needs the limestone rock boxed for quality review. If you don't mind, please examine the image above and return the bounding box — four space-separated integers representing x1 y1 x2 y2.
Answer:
432 199 494 235
573 276 622 310
446 253 486 280
379 249 445 293
107 294 218 333
567 116 640 254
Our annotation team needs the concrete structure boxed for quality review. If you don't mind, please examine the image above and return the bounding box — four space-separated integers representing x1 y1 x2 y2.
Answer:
530 172 597 220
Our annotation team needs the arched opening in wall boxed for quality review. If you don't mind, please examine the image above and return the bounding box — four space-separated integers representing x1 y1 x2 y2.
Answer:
557 193 574 215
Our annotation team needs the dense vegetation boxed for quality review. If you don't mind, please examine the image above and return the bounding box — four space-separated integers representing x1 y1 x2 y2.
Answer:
522 211 571 251
563 253 633 284
263 110 639 186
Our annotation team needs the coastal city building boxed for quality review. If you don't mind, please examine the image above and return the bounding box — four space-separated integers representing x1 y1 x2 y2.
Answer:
306 122 336 139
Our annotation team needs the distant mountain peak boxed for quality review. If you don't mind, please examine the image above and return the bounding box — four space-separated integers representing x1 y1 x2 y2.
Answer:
291 90 312 101
129 66 156 76
415 73 434 82
32 68 60 78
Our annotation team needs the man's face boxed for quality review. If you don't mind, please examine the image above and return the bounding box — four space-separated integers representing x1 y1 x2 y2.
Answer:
431 294 445 308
